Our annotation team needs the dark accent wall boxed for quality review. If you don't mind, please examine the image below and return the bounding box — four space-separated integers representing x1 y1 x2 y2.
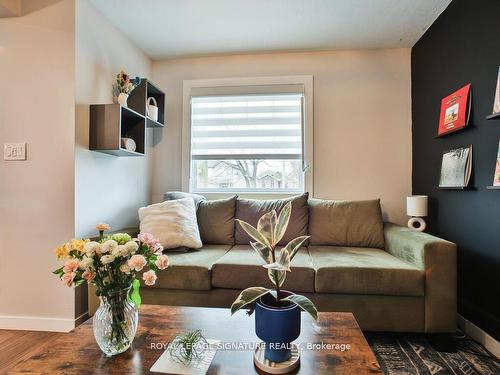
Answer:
412 0 500 340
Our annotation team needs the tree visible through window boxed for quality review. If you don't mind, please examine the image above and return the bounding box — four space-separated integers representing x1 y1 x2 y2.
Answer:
189 93 304 193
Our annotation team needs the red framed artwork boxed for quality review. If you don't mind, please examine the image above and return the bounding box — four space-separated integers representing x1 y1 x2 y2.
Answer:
437 83 471 137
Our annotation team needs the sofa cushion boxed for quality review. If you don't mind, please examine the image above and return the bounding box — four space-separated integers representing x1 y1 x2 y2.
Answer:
308 198 384 248
164 191 206 208
197 196 237 245
211 245 315 292
147 245 231 291
235 193 309 246
309 246 424 296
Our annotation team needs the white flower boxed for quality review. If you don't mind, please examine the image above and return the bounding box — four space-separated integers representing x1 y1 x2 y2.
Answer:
112 245 129 258
79 256 94 270
100 240 118 254
153 243 164 255
84 241 100 257
100 254 115 265
119 263 131 275
124 241 139 254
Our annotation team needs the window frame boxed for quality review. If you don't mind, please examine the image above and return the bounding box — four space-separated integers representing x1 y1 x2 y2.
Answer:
182 76 314 199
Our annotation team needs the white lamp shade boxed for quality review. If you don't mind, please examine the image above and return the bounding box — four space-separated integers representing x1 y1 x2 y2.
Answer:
406 195 428 217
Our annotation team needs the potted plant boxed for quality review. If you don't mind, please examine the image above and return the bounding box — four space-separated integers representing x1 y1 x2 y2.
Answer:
114 71 141 108
231 202 318 364
53 223 169 356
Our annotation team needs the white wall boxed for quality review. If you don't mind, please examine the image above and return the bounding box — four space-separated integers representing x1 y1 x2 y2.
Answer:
152 49 412 224
0 0 76 331
75 0 153 238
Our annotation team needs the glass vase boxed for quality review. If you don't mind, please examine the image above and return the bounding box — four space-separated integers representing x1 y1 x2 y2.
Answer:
93 287 138 356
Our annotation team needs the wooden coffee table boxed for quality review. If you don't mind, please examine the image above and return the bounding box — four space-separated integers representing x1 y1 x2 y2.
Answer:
9 305 381 374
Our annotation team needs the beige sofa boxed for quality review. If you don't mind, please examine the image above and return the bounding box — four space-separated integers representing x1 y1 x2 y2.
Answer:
89 193 457 333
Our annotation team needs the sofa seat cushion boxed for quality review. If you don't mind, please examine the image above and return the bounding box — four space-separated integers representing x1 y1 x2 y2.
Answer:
309 246 424 296
212 245 315 293
149 245 231 291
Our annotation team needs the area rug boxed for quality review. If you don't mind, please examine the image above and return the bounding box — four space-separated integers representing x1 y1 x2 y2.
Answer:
365 332 500 375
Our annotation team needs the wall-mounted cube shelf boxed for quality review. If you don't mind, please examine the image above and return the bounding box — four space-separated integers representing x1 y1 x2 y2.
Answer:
128 78 165 128
89 104 146 156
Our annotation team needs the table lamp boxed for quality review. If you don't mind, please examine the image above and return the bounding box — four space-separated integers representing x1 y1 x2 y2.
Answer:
406 195 428 232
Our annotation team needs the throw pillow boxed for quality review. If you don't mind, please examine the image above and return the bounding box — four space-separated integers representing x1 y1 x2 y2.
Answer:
138 198 202 249
235 193 309 246
308 198 384 248
197 196 237 245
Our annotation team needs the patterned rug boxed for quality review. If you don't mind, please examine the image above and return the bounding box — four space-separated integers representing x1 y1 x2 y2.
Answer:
365 331 500 375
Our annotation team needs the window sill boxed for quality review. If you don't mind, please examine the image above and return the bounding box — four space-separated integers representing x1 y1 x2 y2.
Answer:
192 191 304 200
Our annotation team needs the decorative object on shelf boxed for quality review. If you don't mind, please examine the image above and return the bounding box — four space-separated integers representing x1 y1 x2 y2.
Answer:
486 67 500 120
437 83 471 136
492 138 500 186
147 96 159 121
230 202 317 372
121 137 137 152
52 224 169 356
439 145 473 188
406 195 428 232
114 71 141 108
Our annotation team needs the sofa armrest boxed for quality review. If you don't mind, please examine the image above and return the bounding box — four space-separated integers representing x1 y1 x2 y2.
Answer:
384 222 457 332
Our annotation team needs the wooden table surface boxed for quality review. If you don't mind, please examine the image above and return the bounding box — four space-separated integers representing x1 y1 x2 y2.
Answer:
9 305 381 375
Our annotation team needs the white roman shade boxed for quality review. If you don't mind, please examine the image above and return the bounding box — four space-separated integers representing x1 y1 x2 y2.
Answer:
190 89 304 161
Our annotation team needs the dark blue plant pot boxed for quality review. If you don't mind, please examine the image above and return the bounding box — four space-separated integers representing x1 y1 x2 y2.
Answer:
255 291 301 363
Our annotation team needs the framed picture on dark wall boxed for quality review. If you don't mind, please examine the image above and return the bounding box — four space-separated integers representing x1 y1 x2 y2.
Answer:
439 145 473 188
492 140 500 187
492 67 500 115
437 84 472 136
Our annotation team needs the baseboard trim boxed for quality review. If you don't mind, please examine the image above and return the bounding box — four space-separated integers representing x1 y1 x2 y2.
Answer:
458 314 500 359
0 314 77 332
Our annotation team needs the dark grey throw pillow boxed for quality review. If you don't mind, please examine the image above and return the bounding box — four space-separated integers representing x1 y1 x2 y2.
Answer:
235 193 309 246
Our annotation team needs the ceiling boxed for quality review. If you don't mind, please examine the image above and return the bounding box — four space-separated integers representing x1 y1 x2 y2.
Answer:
89 0 451 60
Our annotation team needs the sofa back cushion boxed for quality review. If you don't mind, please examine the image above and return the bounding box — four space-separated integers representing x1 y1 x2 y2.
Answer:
197 196 237 245
164 191 206 208
308 198 384 248
235 193 309 246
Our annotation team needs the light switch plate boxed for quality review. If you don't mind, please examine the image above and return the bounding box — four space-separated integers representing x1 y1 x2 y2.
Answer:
4 143 27 161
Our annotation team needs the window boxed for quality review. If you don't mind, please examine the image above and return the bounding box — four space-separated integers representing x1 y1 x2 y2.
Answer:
189 93 304 193
182 76 313 196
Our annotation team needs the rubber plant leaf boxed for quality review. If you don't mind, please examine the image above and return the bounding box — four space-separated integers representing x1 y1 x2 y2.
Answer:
282 294 318 320
257 210 277 246
230 287 269 315
235 219 270 247
274 202 292 245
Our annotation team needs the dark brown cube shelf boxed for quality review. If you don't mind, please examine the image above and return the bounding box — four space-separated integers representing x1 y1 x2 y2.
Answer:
89 104 146 156
128 78 165 128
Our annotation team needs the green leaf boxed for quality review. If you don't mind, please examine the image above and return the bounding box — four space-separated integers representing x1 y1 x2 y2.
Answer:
263 247 291 272
268 269 286 287
52 267 64 276
235 219 270 247
231 287 269 315
251 242 272 263
274 202 292 244
257 211 277 246
283 235 309 260
282 294 318 320
129 278 142 309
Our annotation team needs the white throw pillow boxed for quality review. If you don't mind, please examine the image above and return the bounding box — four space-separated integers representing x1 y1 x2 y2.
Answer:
138 198 202 249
